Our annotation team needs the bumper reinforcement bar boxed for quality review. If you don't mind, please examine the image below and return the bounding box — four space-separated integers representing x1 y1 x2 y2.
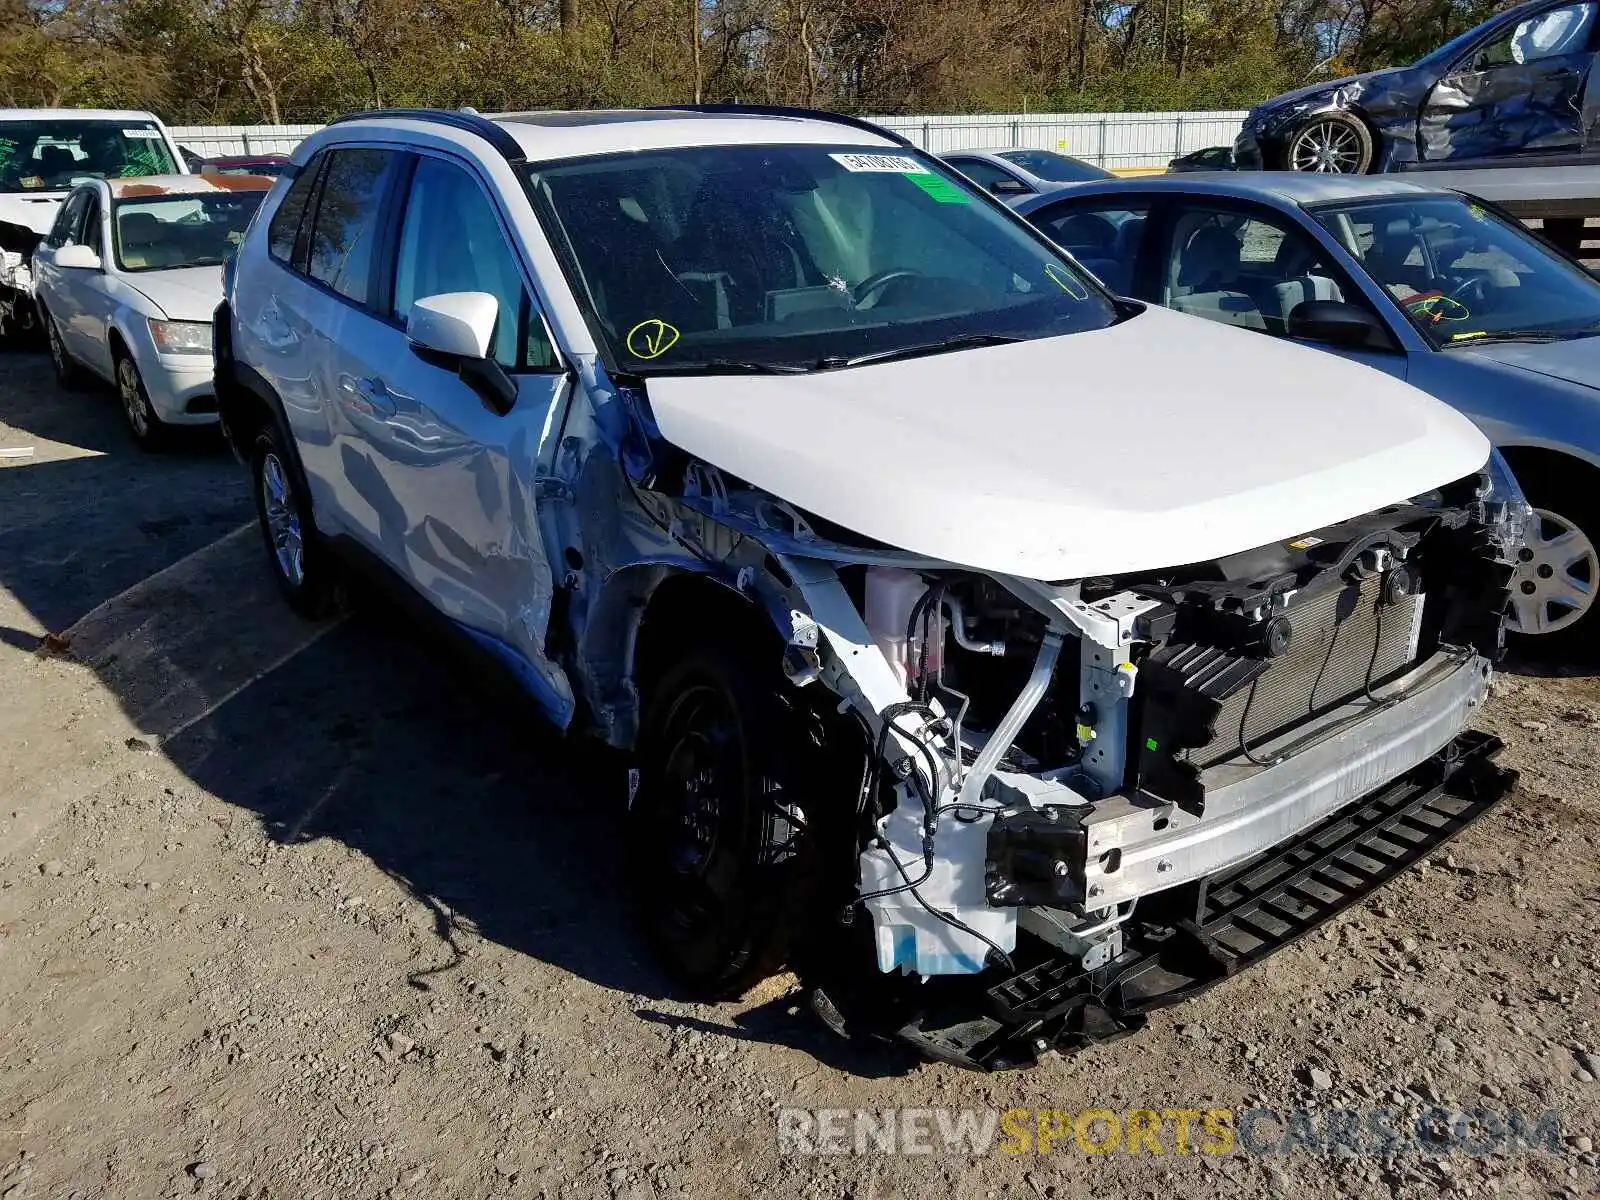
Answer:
885 730 1515 1070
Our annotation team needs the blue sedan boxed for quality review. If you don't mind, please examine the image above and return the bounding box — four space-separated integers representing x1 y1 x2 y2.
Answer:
1018 172 1600 652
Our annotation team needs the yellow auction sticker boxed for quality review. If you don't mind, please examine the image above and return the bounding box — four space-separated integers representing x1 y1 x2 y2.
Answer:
626 318 680 360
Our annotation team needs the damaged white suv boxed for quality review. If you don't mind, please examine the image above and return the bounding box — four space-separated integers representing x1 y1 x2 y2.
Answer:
217 106 1522 1070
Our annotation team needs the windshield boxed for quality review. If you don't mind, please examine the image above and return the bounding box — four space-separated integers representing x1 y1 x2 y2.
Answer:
997 149 1113 183
524 143 1117 374
1314 195 1600 347
0 120 177 194
113 191 266 272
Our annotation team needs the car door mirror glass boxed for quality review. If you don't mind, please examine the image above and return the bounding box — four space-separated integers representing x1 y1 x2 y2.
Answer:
54 244 102 271
1287 299 1390 349
406 291 498 361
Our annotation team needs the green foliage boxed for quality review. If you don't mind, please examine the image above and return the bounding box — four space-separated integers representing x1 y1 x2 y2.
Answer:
0 0 1526 121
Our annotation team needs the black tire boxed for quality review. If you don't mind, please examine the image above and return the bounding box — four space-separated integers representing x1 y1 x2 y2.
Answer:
628 640 835 999
250 427 339 618
113 350 168 450
1285 113 1374 174
1506 474 1600 661
44 311 84 389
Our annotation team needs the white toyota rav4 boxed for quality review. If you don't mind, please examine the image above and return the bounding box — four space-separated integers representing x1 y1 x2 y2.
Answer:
217 106 1522 1069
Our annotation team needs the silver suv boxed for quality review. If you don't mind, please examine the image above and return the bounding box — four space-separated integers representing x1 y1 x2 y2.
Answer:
216 106 1519 1069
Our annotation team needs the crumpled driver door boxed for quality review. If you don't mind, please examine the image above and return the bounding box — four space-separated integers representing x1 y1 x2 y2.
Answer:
1419 2 1599 162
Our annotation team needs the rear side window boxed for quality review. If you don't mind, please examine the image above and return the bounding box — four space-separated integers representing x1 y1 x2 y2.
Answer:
267 160 320 266
304 148 399 306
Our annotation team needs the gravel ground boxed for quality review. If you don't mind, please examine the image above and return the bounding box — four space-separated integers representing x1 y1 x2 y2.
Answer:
0 350 1596 1200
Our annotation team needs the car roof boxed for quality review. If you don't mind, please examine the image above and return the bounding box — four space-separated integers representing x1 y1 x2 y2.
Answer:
107 174 273 198
333 108 903 164
1014 170 1451 214
945 147 1086 161
0 108 167 123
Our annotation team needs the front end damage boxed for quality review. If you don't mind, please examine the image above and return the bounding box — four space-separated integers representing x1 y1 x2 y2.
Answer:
588 413 1520 1068
0 220 41 339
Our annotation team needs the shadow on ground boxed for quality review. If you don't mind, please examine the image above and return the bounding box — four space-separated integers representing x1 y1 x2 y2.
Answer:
0 349 916 1077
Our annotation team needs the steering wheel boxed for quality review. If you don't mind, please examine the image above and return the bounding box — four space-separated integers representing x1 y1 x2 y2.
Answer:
851 268 924 308
1447 273 1490 308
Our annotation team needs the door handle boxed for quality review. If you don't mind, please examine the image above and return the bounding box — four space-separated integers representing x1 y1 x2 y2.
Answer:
345 375 396 416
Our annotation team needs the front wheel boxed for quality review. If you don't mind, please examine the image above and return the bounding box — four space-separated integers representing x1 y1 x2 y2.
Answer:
628 642 832 1000
115 352 168 450
1286 114 1374 174
1506 476 1600 659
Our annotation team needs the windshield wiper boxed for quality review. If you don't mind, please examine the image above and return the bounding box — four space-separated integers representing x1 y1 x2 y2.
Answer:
645 358 813 375
1444 329 1598 348
832 332 1023 369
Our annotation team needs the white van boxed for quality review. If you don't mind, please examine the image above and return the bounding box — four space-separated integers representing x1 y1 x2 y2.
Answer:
0 108 188 340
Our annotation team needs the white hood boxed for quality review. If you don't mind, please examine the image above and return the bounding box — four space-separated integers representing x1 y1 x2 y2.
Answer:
644 306 1490 580
0 191 69 236
124 265 224 322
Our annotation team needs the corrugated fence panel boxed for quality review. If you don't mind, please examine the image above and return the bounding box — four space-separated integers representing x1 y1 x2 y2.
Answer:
869 111 1249 168
168 111 1247 168
169 124 325 157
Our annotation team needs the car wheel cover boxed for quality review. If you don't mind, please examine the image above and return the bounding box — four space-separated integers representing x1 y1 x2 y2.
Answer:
1290 119 1364 173
48 322 66 375
117 358 149 437
260 451 306 588
1507 507 1598 635
655 682 740 932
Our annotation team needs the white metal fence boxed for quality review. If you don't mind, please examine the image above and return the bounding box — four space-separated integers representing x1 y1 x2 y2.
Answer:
171 110 1247 170
869 111 1248 168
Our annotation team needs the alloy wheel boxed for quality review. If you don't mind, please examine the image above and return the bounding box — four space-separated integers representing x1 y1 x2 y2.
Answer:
1289 120 1365 173
117 357 150 438
1507 507 1598 636
260 451 306 589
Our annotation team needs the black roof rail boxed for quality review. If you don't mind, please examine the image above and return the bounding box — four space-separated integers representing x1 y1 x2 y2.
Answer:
327 108 527 165
645 104 918 151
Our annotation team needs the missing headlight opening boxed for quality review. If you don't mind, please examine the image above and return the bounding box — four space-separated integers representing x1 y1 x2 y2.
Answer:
612 450 1518 1072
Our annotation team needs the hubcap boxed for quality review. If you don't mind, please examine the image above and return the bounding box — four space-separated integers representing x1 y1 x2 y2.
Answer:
652 684 743 935
1507 507 1597 636
49 323 64 373
1290 120 1363 173
260 452 306 588
117 359 149 437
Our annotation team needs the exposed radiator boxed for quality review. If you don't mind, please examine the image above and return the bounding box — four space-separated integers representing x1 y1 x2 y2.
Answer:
1191 575 1422 768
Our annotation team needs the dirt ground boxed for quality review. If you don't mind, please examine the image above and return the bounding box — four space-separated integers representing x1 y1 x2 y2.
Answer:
1 349 1597 1200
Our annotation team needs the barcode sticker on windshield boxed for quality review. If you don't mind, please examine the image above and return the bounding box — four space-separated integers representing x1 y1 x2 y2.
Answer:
830 153 928 174
122 128 163 139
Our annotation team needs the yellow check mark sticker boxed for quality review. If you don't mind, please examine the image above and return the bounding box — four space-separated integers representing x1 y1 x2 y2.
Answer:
626 318 681 360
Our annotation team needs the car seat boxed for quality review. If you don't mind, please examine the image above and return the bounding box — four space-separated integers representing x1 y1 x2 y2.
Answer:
1270 236 1343 330
550 178 697 340
36 146 75 180
117 212 173 269
1170 224 1265 331
674 182 813 326
1365 223 1432 300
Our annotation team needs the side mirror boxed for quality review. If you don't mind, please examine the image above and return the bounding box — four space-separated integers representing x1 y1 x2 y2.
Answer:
54 244 102 271
1287 299 1392 351
406 291 498 360
990 178 1032 195
406 291 516 416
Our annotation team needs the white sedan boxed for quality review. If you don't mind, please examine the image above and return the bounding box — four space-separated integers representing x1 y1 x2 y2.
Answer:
32 173 273 448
